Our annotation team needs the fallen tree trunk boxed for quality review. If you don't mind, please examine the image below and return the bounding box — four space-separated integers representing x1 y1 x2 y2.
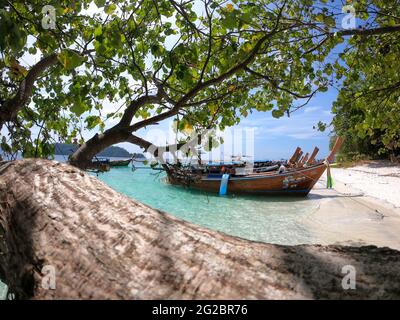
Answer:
0 159 399 299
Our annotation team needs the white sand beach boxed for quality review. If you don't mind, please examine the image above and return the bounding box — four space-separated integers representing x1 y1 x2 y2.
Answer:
305 161 400 250
331 161 400 208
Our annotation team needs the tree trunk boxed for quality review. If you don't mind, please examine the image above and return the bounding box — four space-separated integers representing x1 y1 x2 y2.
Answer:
1 159 400 300
68 128 131 169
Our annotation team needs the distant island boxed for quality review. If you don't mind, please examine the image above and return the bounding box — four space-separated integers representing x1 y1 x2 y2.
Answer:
54 143 145 159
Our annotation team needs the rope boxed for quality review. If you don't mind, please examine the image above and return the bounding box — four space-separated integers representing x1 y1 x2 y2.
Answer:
287 162 385 217
314 178 386 218
307 163 386 218
324 160 334 189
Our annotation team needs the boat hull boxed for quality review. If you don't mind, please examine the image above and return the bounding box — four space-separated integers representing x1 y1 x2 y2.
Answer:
167 164 326 196
109 159 131 167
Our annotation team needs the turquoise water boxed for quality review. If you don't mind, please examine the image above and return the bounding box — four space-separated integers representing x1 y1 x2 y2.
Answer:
96 166 320 245
0 281 8 299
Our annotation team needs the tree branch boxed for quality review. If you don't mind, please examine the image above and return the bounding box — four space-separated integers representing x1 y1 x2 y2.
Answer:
127 132 202 159
119 95 161 127
0 49 94 128
337 25 400 37
199 0 213 83
128 9 289 132
0 53 59 124
244 67 315 99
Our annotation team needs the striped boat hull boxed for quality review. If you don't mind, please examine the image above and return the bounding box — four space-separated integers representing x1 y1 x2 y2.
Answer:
167 163 326 196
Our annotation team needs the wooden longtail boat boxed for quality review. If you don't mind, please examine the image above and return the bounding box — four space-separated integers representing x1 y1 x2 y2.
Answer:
109 159 131 167
164 137 343 196
86 157 110 172
87 158 131 171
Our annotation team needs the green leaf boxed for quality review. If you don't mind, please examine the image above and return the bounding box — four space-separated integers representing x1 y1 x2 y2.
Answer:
58 50 85 70
94 26 103 38
85 115 103 129
95 0 106 7
315 14 325 23
272 109 284 118
105 4 116 15
70 99 88 116
28 47 37 55
324 16 336 28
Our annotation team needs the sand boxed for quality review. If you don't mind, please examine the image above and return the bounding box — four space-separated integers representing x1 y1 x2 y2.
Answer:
330 161 400 208
304 161 400 250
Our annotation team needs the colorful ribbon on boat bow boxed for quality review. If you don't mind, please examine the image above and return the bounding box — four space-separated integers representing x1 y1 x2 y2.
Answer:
324 160 334 189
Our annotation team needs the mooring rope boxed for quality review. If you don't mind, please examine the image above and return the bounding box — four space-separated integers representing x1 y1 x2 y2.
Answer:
313 167 387 218
286 161 386 217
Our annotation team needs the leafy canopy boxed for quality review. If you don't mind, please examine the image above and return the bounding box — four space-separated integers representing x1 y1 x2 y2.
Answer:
1 0 399 161
332 1 400 156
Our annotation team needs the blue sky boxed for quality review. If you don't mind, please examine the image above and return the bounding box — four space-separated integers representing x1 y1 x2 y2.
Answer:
240 89 338 160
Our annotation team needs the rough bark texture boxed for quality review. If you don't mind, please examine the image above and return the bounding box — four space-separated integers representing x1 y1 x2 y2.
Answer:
68 129 131 168
0 159 400 300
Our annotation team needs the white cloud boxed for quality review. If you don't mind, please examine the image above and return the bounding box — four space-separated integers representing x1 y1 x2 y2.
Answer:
303 106 322 113
239 106 333 140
